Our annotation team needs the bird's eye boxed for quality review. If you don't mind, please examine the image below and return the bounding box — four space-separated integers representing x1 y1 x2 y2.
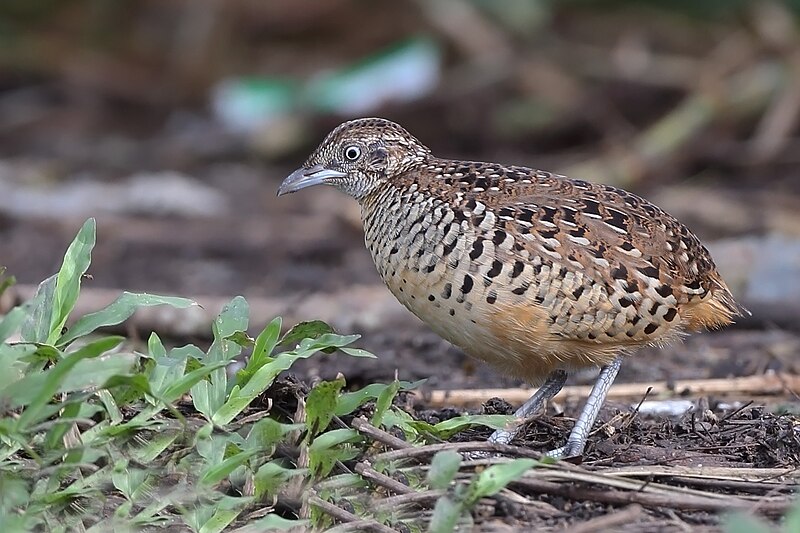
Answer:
344 145 361 161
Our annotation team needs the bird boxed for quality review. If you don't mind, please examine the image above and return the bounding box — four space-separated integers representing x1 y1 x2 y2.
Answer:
277 117 744 458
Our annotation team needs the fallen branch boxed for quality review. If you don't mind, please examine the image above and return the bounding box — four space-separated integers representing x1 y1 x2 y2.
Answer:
423 373 800 408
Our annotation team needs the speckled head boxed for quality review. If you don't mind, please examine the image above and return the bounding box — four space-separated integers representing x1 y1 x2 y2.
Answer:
278 118 431 200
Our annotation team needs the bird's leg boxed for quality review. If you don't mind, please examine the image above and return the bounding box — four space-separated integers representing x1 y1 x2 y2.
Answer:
488 369 568 445
547 355 623 458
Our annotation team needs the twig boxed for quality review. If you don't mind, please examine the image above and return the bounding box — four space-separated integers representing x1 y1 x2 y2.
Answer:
372 489 446 511
510 477 792 514
355 462 414 495
423 373 800 408
564 504 643 533
352 417 412 450
307 495 395 533
372 441 543 464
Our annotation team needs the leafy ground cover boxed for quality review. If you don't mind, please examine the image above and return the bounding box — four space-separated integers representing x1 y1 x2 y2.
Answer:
1 221 800 532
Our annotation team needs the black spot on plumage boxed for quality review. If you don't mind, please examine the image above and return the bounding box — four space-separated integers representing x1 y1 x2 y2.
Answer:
540 206 557 224
611 265 628 280
465 198 477 211
572 285 585 299
649 302 660 316
639 265 660 279
443 237 457 257
518 209 535 224
428 294 435 301
498 207 514 218
664 308 677 322
619 296 635 308
592 244 607 258
487 260 503 278
511 261 524 278
539 228 558 240
583 199 601 217
656 284 673 298
474 177 489 190
644 323 659 335
512 283 529 295
442 283 452 299
492 229 507 246
461 274 474 294
469 239 484 260
486 291 497 304
561 208 577 225
605 209 629 232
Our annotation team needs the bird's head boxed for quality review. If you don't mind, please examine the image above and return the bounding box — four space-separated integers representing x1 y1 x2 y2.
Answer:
277 118 431 200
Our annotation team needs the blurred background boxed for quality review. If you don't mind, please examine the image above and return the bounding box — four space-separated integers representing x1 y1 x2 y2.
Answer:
1 0 799 392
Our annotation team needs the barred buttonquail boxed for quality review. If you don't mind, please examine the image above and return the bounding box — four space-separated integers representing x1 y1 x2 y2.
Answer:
278 118 744 458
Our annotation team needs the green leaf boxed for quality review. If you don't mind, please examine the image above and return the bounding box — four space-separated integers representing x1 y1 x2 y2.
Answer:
49 218 96 345
306 376 346 438
20 274 56 343
430 414 515 439
212 338 351 426
59 352 137 392
307 428 361 477
371 380 400 426
245 418 305 452
338 347 377 358
197 297 250 419
58 292 196 346
229 514 308 532
335 379 425 416
252 317 281 362
5 336 124 429
0 268 15 298
721 513 773 533
0 343 34 390
783 503 800 533
160 359 229 404
224 331 254 348
466 458 536 505
253 461 305 500
427 451 461 490
198 496 251 533
200 450 258 486
0 305 25 343
428 494 463 533
278 320 335 348
236 317 282 387
150 344 202 398
128 429 181 464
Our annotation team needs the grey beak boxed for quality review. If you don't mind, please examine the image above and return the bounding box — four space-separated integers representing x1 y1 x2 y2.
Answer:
277 164 347 196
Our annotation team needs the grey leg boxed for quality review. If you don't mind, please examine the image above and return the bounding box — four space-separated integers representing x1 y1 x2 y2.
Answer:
547 356 623 458
488 369 568 445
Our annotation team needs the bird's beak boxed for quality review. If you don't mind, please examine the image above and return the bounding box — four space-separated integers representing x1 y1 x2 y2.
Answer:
277 164 347 196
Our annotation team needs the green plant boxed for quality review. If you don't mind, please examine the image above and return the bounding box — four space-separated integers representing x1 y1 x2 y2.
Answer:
0 218 526 532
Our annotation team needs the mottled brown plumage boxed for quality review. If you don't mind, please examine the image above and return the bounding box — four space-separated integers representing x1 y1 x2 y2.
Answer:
278 117 744 457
